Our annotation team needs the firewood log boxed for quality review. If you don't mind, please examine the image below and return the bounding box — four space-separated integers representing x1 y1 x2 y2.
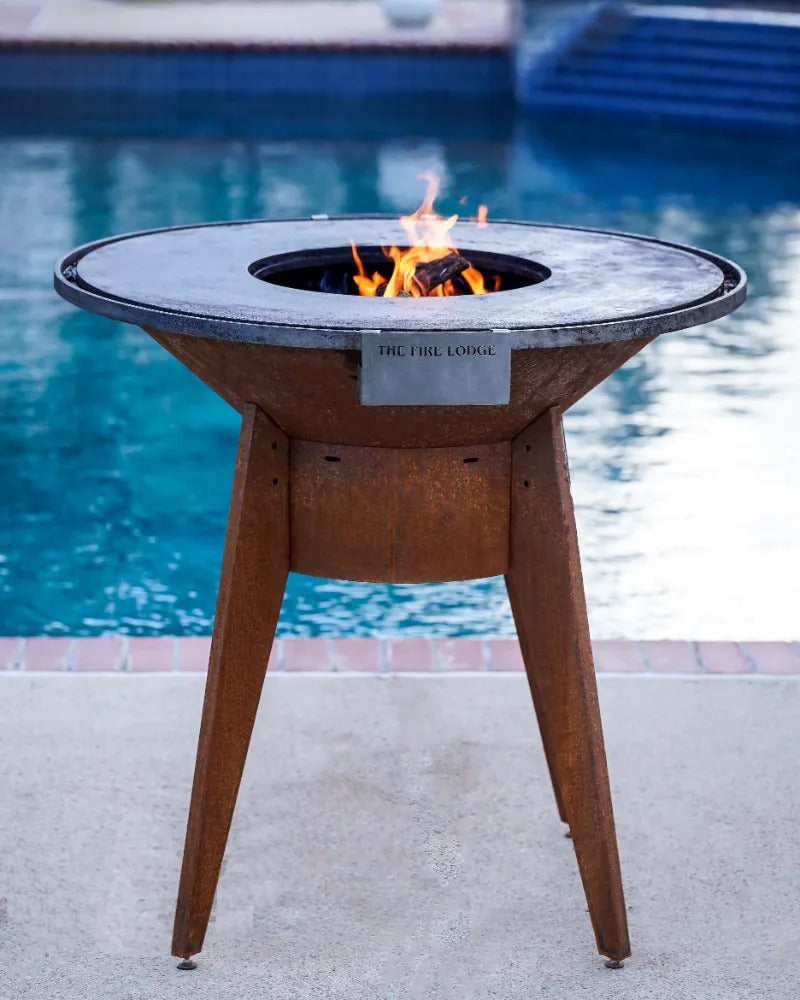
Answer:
412 252 470 295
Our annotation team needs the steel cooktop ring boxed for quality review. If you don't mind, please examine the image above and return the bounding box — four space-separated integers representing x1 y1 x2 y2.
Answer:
54 216 746 349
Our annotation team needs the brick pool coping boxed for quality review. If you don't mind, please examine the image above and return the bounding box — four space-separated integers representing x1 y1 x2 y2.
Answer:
1 637 799 675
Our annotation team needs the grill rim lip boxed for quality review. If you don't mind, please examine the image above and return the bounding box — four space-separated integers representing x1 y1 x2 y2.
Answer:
54 214 747 349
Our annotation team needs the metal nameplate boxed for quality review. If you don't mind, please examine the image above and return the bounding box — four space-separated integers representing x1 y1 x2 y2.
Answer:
360 330 511 406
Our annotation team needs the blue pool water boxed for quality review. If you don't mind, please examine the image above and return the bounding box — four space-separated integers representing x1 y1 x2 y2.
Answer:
1 109 798 638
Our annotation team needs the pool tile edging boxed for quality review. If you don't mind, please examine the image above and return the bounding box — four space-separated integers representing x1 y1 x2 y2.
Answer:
1 637 799 675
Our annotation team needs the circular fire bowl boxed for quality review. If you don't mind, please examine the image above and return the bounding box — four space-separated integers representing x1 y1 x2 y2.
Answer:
54 215 746 448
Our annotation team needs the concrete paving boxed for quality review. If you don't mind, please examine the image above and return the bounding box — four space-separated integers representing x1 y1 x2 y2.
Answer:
1 673 798 999
0 1 510 48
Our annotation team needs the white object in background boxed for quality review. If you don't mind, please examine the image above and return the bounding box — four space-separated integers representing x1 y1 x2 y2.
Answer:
380 0 443 29
377 140 448 211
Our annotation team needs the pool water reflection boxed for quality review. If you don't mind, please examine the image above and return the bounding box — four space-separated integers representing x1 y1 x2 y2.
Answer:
0 111 798 638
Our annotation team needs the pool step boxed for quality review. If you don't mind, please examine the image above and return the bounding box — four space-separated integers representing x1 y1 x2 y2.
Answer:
517 3 800 130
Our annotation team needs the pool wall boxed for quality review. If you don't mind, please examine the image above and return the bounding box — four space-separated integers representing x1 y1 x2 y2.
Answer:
0 43 512 99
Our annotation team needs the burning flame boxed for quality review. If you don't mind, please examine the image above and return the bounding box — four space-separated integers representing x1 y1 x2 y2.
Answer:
351 173 494 298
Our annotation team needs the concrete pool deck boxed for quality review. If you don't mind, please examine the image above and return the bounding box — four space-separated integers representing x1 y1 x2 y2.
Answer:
1 671 798 999
0 1 511 49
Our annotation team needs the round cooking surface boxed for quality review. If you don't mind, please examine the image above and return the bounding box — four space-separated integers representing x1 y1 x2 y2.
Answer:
55 216 746 349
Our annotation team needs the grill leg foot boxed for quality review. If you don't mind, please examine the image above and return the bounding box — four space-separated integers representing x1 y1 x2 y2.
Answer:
177 960 198 971
605 959 624 969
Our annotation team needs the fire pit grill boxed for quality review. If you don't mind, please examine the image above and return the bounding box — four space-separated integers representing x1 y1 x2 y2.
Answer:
55 216 746 971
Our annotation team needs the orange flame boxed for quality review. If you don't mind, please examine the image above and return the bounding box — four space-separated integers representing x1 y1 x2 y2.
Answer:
351 175 496 297
351 241 387 297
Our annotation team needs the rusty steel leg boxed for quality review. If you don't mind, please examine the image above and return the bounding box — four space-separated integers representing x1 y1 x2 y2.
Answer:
172 404 289 962
505 407 630 963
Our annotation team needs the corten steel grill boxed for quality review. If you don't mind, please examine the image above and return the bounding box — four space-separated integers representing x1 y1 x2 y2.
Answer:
55 216 746 969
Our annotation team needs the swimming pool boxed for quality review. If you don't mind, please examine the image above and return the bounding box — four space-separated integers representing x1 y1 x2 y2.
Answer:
1 109 798 638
